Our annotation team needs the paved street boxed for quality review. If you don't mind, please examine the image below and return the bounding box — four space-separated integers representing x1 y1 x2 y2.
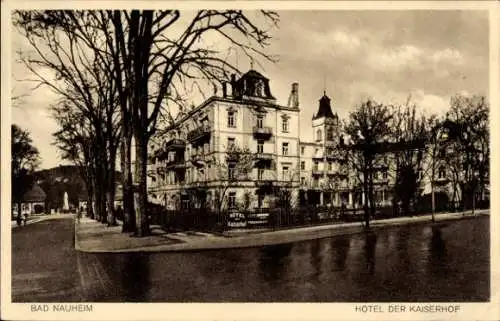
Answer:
12 214 489 302
12 215 82 302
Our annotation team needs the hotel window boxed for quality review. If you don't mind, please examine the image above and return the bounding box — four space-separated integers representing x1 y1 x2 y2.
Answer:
301 177 306 185
258 168 264 181
382 170 388 180
282 142 289 156
227 111 236 128
227 137 235 150
326 128 334 141
438 166 446 179
313 161 319 171
256 115 264 128
300 161 305 170
228 163 236 179
228 192 236 209
316 129 322 141
328 162 332 171
199 168 205 181
282 117 289 132
258 194 264 208
257 140 264 153
282 166 289 180
301 146 305 155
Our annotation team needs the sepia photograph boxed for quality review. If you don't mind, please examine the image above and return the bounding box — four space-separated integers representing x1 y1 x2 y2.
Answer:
2 1 498 320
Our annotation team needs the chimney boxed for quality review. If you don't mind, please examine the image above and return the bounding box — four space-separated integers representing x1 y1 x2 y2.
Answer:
230 74 237 96
222 82 227 98
287 82 299 108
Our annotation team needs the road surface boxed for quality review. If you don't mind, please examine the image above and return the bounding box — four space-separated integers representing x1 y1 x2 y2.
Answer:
12 215 489 302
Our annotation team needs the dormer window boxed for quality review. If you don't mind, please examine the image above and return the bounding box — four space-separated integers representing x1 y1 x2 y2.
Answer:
256 80 263 97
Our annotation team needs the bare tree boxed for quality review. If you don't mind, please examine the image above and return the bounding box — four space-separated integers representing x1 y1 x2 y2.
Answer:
14 11 121 225
212 146 255 215
344 99 394 228
421 114 444 221
390 99 428 216
103 10 279 236
443 94 489 214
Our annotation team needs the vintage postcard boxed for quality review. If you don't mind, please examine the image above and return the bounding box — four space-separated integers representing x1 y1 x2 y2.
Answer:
1 1 498 320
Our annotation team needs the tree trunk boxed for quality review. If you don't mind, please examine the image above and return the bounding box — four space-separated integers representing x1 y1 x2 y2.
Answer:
87 190 94 219
363 168 370 229
134 131 150 237
120 118 136 232
431 182 435 222
106 146 118 226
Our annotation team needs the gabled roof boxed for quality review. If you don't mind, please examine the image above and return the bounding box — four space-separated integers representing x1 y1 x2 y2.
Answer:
23 184 46 202
313 92 335 120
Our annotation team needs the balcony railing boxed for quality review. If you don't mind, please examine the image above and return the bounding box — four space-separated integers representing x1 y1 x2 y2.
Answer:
190 154 206 166
325 154 345 162
166 158 187 170
312 154 324 160
147 163 157 175
312 169 324 176
254 153 274 161
187 124 211 142
165 138 186 151
252 126 273 138
255 179 274 187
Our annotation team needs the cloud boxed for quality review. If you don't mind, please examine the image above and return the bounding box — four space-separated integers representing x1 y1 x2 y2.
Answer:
330 30 361 54
370 45 424 71
408 89 450 117
432 48 465 66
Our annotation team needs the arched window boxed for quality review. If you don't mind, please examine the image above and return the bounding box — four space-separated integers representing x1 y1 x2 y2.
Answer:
316 129 322 141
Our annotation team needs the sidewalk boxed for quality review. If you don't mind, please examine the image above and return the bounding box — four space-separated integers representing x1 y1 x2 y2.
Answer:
75 209 489 253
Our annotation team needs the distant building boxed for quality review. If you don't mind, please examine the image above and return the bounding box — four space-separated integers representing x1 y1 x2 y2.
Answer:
13 183 47 216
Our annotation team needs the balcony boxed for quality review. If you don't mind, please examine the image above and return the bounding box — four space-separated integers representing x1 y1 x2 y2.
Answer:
147 163 157 175
325 154 345 162
434 176 450 185
154 148 169 160
312 169 324 176
166 158 186 170
190 154 206 166
252 126 273 139
254 153 274 161
255 179 274 187
312 154 324 161
165 138 186 151
187 124 211 142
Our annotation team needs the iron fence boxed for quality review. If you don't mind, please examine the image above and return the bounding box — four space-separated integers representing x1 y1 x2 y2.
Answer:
147 199 489 233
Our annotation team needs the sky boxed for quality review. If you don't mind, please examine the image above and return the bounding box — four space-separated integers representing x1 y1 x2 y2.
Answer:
11 10 489 170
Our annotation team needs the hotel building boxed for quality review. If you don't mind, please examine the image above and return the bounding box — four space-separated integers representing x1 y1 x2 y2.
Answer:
146 69 481 212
